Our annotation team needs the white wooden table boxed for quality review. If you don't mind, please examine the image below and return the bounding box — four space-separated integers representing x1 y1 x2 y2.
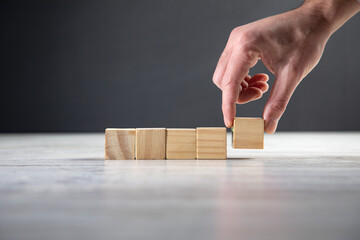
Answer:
0 132 359 240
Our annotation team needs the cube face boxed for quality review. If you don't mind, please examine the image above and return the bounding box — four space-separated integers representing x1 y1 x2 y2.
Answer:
232 118 264 149
136 128 166 159
105 128 136 160
166 129 196 159
196 127 227 159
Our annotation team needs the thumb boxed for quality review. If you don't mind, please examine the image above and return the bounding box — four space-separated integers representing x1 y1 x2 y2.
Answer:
263 67 300 134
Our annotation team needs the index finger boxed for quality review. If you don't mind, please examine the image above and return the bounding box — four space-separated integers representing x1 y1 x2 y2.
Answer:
221 55 251 128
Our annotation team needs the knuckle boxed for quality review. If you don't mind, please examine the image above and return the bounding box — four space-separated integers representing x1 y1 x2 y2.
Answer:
229 27 241 38
242 48 258 63
238 30 257 46
239 30 252 43
221 72 231 87
230 27 255 45
232 43 259 67
212 74 221 86
222 74 240 88
269 99 288 113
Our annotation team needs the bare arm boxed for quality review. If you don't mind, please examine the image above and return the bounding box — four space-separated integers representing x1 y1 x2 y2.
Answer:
213 0 360 133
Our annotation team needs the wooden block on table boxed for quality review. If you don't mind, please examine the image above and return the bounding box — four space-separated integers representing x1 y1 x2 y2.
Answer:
196 127 227 159
105 128 136 160
232 117 264 149
136 128 166 159
166 128 196 159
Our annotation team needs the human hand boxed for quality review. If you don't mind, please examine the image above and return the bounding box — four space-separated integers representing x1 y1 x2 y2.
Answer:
213 0 360 133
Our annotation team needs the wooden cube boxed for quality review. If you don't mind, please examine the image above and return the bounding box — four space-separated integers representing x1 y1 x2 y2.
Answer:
136 128 166 159
232 117 264 149
166 128 196 159
105 128 136 160
196 127 227 159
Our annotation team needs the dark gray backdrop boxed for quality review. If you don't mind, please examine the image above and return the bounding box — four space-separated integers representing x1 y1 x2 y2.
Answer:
1 0 359 132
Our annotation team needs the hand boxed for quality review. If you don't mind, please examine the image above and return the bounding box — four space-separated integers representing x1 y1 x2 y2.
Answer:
213 0 360 133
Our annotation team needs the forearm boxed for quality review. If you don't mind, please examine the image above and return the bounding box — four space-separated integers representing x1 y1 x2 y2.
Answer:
300 0 360 35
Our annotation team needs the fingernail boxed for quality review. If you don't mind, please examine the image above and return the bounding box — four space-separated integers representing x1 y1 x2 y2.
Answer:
226 120 233 128
265 119 278 134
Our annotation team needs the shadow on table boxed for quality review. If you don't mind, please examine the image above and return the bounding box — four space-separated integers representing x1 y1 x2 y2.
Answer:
67 157 104 161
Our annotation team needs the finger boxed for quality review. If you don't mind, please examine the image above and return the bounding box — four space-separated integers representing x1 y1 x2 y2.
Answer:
213 48 231 89
237 87 263 104
241 75 251 89
249 81 269 92
222 51 258 127
244 75 251 83
249 73 269 84
237 77 269 104
263 67 300 134
241 79 249 89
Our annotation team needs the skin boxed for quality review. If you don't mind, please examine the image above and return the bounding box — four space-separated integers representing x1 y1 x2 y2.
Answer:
213 0 360 133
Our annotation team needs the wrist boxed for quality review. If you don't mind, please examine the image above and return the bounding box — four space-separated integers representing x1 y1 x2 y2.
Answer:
291 3 333 41
299 0 360 35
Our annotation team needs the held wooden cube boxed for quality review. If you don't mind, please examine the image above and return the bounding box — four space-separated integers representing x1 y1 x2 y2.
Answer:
136 128 166 159
232 117 264 149
105 128 136 160
166 129 196 159
196 127 227 159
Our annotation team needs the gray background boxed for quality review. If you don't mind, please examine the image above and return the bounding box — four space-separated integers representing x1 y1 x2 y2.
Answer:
1 0 359 132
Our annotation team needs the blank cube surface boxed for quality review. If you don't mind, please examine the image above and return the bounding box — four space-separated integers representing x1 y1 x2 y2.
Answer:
105 128 136 160
166 129 196 159
232 117 264 149
136 128 166 159
196 127 227 159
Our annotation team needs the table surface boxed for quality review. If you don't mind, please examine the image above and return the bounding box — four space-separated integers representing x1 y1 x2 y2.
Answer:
0 132 360 240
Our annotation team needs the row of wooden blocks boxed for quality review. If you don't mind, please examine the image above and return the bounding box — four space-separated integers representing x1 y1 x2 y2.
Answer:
105 117 264 160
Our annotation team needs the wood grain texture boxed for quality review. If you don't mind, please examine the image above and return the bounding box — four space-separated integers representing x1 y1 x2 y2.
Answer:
233 117 264 149
2 133 360 240
105 128 136 160
136 128 166 159
166 129 196 159
196 127 227 159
